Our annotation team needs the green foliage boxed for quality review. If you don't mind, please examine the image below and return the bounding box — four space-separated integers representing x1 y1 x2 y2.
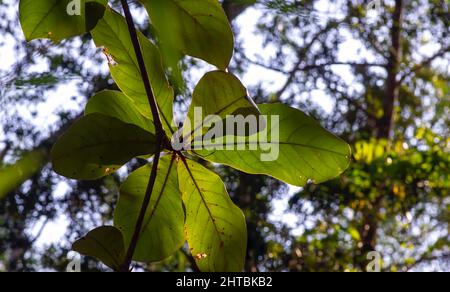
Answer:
195 104 351 186
114 156 185 262
51 113 157 180
183 70 260 139
18 0 350 271
0 150 47 198
141 0 234 70
19 0 107 42
72 226 125 271
178 158 247 272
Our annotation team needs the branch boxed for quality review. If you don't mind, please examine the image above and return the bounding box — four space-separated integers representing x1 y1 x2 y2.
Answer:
244 56 290 74
180 248 201 272
405 253 450 272
398 45 450 84
119 0 165 273
29 218 50 246
276 21 345 98
300 62 386 71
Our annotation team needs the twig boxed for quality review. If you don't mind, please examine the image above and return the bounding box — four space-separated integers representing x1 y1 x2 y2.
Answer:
119 0 165 273
398 45 450 84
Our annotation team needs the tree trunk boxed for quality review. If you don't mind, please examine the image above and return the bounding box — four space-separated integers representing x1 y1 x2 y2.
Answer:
360 0 404 271
377 0 404 139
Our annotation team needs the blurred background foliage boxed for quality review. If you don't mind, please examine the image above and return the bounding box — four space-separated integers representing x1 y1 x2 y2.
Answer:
0 0 449 271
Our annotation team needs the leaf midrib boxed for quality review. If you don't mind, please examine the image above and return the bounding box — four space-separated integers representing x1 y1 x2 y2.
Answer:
29 0 61 39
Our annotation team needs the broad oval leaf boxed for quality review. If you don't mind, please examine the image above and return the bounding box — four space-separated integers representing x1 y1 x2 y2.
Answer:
85 90 155 134
20 0 107 42
193 103 352 186
91 9 174 134
51 113 156 180
141 0 234 69
115 155 185 262
182 70 260 142
72 226 125 271
177 158 247 272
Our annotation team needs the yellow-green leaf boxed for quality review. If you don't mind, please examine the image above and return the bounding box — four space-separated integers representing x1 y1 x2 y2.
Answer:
85 90 155 134
193 103 351 186
91 8 174 134
114 155 185 262
177 158 247 272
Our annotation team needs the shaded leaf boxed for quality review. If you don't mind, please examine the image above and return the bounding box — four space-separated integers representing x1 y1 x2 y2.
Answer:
193 103 351 186
72 226 125 271
51 113 156 180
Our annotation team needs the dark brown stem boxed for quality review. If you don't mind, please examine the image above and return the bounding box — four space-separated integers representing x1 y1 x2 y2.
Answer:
119 0 165 272
376 0 404 139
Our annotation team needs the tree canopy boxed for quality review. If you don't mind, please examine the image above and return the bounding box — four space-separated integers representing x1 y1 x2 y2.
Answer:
0 0 448 272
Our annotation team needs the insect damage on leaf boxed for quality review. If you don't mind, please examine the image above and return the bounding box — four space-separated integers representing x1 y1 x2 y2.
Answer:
195 253 208 260
102 47 118 66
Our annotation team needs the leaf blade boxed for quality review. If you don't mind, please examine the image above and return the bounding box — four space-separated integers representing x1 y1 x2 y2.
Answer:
193 103 351 186
182 70 260 142
91 8 174 134
177 158 247 272
72 226 125 271
85 90 155 134
141 0 234 69
20 0 107 42
51 113 157 180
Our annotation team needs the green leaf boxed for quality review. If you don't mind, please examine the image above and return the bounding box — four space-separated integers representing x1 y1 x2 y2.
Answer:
91 8 174 134
192 103 351 186
140 0 234 69
0 150 47 199
177 158 247 272
348 227 361 241
72 226 125 271
51 113 156 180
114 155 185 262
182 71 260 142
85 90 155 134
19 0 107 42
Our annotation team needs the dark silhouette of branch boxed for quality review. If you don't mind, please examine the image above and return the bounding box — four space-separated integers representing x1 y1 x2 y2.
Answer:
376 0 404 139
245 57 385 75
180 248 201 272
276 21 346 98
119 0 165 273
